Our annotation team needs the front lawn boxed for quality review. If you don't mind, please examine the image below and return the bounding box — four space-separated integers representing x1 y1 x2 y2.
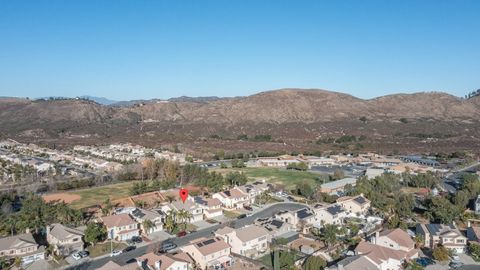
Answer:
223 210 242 219
88 242 127 258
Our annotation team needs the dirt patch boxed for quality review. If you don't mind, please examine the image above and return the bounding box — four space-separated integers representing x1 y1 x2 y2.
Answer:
42 193 81 204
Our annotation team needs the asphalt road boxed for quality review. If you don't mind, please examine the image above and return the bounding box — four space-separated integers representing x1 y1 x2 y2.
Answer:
440 161 480 194
67 202 306 270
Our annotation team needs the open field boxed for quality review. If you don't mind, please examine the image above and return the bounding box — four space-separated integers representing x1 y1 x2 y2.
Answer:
68 181 140 209
213 167 321 189
42 193 81 204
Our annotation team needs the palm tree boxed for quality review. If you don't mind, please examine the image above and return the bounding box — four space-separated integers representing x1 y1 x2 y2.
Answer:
164 209 178 233
142 219 156 235
321 224 339 248
177 209 192 231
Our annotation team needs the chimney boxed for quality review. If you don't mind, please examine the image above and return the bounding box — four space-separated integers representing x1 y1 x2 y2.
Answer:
155 260 161 270
468 221 472 228
46 225 51 235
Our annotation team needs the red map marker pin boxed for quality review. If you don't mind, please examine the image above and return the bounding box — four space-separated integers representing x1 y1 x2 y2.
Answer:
179 188 188 203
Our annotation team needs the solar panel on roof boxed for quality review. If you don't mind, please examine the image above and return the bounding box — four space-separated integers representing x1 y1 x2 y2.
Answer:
203 239 216 245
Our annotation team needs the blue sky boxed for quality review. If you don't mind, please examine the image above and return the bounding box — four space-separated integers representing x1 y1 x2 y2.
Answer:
0 0 479 100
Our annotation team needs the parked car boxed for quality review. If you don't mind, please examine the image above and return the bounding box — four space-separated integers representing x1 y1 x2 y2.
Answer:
72 253 82 260
123 246 136 253
243 205 253 211
237 214 247 219
78 251 89 258
414 257 433 267
177 231 187 237
110 250 122 257
159 241 177 253
449 261 463 269
131 236 142 243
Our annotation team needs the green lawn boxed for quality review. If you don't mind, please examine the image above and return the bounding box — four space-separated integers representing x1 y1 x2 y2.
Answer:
223 210 242 219
214 167 321 189
69 181 140 209
88 242 127 258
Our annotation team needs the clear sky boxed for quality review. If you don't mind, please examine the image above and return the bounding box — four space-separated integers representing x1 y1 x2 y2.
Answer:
0 0 479 100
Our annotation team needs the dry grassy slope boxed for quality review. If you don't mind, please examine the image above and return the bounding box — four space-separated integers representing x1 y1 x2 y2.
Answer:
125 89 480 124
0 89 479 145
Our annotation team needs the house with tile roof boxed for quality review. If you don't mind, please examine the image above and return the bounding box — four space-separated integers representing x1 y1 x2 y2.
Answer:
100 213 140 241
255 217 294 238
212 187 250 209
313 203 347 226
181 237 232 269
136 251 193 270
192 196 223 219
215 225 270 258
416 223 467 253
161 199 204 222
0 233 45 266
354 241 405 270
333 255 379 270
130 208 165 234
97 260 139 270
275 208 316 233
373 228 417 254
46 223 84 255
337 194 371 215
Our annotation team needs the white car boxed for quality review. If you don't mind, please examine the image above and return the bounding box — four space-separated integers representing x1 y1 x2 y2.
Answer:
72 253 82 260
110 250 122 257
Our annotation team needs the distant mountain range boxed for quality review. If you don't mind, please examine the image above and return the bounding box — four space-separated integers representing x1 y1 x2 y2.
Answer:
1 89 479 155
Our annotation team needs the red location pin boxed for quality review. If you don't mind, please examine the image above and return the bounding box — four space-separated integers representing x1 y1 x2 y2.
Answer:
179 188 188 203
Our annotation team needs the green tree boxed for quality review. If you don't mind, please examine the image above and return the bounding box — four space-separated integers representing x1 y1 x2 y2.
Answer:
426 196 459 224
432 245 450 262
469 242 480 261
295 182 314 199
84 222 107 246
321 224 339 247
177 209 193 231
303 255 326 270
225 171 248 186
142 219 156 235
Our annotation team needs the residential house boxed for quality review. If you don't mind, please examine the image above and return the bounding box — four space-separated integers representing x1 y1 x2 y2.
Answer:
97 261 139 270
337 195 371 215
332 255 379 270
467 224 480 242
275 208 316 233
162 199 204 223
100 213 140 241
320 177 357 195
313 204 347 226
137 251 193 270
237 181 270 203
130 208 165 234
193 197 223 219
416 223 467 253
0 233 45 265
181 237 233 269
372 229 419 257
212 187 250 209
354 241 406 270
215 225 270 258
46 223 84 255
255 217 294 238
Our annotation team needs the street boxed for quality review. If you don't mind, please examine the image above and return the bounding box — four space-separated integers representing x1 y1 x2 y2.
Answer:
66 202 306 270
